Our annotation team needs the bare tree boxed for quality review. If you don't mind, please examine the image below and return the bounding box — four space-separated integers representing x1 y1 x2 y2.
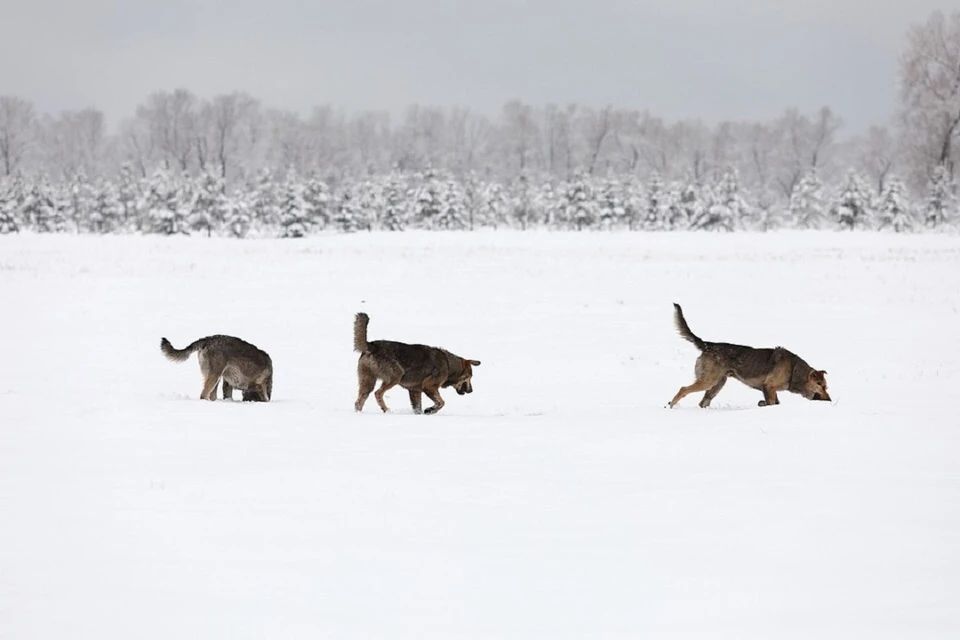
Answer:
858 126 896 194
0 96 36 176
135 89 201 172
203 92 261 181
898 9 960 185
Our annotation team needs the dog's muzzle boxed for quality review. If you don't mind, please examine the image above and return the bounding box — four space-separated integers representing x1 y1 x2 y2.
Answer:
456 381 473 395
812 392 830 401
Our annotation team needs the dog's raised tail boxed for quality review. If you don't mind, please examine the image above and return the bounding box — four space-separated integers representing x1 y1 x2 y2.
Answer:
160 337 202 362
354 312 370 353
673 303 706 351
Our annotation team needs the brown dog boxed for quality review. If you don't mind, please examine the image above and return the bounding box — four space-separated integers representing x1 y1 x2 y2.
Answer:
668 303 830 408
160 335 273 402
353 312 479 415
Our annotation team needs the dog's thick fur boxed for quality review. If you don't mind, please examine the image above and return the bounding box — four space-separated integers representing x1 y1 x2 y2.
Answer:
160 335 273 402
353 312 480 415
668 303 830 408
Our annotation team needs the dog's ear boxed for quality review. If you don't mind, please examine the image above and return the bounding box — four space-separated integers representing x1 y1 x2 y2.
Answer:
810 370 826 382
468 359 481 366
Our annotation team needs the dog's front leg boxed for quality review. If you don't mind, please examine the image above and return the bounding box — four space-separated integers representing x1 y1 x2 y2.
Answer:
423 385 445 415
408 389 423 415
758 386 779 407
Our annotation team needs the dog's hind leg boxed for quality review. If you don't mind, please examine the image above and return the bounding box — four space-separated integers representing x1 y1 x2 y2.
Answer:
355 366 377 412
408 389 423 415
372 361 403 413
222 380 233 400
422 381 445 415
201 372 221 401
699 376 727 408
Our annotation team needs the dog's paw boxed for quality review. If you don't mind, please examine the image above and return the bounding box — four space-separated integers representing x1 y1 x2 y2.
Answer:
424 406 440 415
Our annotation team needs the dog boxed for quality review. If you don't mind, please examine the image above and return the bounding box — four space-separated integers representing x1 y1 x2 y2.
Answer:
668 303 830 408
353 312 480 414
160 335 273 402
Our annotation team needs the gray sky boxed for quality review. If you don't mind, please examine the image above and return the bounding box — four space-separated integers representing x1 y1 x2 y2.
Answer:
2 0 954 132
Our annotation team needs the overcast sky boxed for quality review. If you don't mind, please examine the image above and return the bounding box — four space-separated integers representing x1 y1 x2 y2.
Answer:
2 0 955 132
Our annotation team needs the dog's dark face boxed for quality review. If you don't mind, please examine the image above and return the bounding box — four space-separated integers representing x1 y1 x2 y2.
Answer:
241 376 272 402
802 369 831 402
444 359 481 395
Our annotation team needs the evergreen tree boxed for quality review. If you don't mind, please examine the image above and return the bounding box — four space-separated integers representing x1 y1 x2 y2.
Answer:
302 172 332 230
0 174 24 233
511 175 535 230
379 173 408 231
923 164 956 229
564 172 597 230
250 168 280 231
789 170 826 229
143 168 189 235
434 179 468 230
675 179 702 231
644 172 667 230
877 177 914 232
832 170 874 230
67 169 95 232
116 163 141 232
189 171 223 237
354 179 381 231
222 190 252 238
597 179 625 230
411 169 443 228
88 178 123 233
331 186 361 232
23 174 65 233
278 169 311 238
479 180 507 230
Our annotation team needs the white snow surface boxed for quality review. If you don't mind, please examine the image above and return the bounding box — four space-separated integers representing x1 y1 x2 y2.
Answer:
2 230 959 639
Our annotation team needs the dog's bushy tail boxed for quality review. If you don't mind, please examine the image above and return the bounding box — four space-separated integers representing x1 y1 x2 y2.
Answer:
354 312 370 353
673 303 706 351
160 337 203 362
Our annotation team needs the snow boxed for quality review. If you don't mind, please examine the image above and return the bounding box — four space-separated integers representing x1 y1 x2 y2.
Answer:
2 230 959 639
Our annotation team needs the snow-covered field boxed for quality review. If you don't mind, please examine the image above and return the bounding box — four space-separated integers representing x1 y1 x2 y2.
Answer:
2 230 959 639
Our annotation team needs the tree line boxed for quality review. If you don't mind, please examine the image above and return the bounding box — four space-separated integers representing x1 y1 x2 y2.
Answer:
0 9 957 236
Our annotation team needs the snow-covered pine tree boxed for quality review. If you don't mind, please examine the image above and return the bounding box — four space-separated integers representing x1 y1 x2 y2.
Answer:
88 178 123 233
597 179 625 230
67 169 96 233
923 164 956 229
689 170 742 232
250 168 279 232
331 186 361 232
510 175 535 230
564 172 597 230
302 172 332 230
23 174 66 233
278 169 311 238
117 163 141 232
675 178 703 231
0 174 23 233
222 189 252 238
434 178 468 230
410 168 443 229
659 181 684 230
644 172 667 230
832 170 874 230
789 170 826 229
620 177 643 230
354 179 381 231
877 176 914 232
479 180 508 230
190 171 224 237
378 173 408 231
143 167 189 235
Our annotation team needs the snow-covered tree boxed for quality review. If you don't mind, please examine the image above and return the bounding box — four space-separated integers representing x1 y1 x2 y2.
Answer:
510 175 535 230
0 172 26 233
410 169 443 228
563 172 597 230
22 174 65 233
353 179 381 231
278 169 310 237
478 180 507 230
222 190 251 238
690 169 744 231
434 178 468 230
378 173 408 231
250 168 279 230
644 172 667 230
923 164 956 228
116 163 141 231
877 176 915 232
189 171 224 237
789 170 826 229
331 186 361 232
88 179 123 233
832 170 874 230
143 168 189 235
66 169 95 232
302 172 332 230
597 179 626 229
